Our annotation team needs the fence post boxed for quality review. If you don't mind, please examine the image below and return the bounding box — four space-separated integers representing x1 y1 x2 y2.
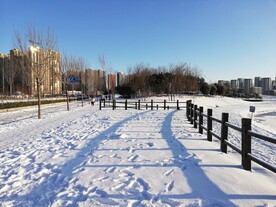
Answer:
207 109 212 141
164 100 166 110
190 103 194 124
193 105 198 128
135 102 137 110
242 118 252 171
125 99 127 110
103 99 106 108
157 104 158 110
146 104 148 110
113 99 116 110
151 100 153 110
221 113 229 153
186 100 191 120
99 99 102 110
138 99 140 110
177 100 179 110
199 106 203 134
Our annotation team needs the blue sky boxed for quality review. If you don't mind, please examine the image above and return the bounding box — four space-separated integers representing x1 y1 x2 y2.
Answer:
1 0 276 82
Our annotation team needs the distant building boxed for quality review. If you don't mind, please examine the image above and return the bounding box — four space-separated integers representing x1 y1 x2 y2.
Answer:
107 73 116 91
218 80 230 86
238 78 244 89
0 54 10 95
261 78 272 95
273 80 276 90
244 79 253 95
251 87 262 95
254 77 262 87
117 72 124 86
218 80 225 86
230 79 238 90
117 72 129 86
1 48 62 96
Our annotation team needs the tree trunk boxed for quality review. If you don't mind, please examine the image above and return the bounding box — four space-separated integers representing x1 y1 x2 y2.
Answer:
66 83 70 111
37 78 41 119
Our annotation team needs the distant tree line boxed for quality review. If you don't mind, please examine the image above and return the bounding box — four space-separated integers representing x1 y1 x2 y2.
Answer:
116 63 202 99
199 79 231 96
115 63 240 99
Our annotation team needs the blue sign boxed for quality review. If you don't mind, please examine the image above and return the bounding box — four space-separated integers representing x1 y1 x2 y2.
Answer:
249 106 255 113
68 76 80 83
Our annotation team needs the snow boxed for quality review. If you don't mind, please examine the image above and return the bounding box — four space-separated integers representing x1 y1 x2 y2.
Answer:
0 96 275 206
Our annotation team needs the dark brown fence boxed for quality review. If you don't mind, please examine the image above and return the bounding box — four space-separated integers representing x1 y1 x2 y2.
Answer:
186 100 276 173
99 99 187 110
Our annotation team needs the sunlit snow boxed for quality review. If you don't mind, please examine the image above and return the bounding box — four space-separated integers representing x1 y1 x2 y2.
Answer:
0 96 275 206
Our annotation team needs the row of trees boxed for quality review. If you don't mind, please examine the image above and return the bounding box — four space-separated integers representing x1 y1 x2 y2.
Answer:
8 26 89 118
200 82 257 97
116 63 202 99
7 26 231 119
116 64 236 99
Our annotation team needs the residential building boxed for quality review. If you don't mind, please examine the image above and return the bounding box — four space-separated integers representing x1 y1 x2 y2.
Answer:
117 72 128 86
273 80 276 90
230 79 238 90
261 78 272 95
237 78 244 89
1 48 62 96
254 77 262 87
251 87 262 96
218 80 226 86
244 79 253 95
0 54 10 95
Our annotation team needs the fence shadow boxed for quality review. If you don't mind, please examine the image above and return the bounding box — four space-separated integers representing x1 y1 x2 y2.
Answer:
160 110 238 206
4 109 275 206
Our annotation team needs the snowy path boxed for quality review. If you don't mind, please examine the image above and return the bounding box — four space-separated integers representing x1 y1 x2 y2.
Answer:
0 103 276 206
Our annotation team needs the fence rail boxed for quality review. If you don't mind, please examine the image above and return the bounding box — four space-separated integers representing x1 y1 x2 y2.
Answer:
99 99 187 110
186 100 276 173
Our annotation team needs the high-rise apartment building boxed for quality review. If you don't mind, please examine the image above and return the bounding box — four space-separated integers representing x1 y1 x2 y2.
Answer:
237 78 244 89
261 78 272 95
254 77 262 87
117 72 129 86
0 48 62 96
244 79 253 95
0 54 10 95
230 80 238 90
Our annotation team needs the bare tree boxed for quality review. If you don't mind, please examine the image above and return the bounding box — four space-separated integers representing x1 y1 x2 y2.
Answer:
4 55 14 96
60 54 85 110
14 26 57 119
61 52 71 111
99 54 114 99
75 57 86 107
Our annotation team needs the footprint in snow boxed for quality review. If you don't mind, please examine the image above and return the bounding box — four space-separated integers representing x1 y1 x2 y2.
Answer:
128 154 139 162
164 169 174 176
93 176 109 182
112 183 126 191
105 166 116 173
136 177 150 191
166 181 174 192
146 142 154 147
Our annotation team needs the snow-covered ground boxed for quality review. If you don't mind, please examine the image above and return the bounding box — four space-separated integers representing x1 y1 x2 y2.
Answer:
0 96 275 207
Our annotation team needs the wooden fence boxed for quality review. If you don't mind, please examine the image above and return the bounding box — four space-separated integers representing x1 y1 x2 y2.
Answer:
186 100 276 173
99 99 187 110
